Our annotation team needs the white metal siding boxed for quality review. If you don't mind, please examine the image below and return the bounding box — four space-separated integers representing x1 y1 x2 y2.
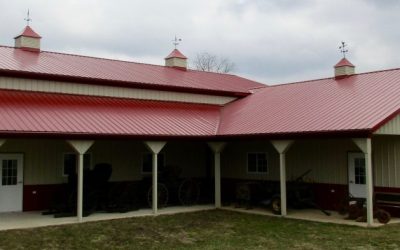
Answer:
0 77 236 105
335 66 355 77
373 136 400 188
14 37 40 50
21 37 40 50
222 139 359 185
1 137 400 188
0 139 208 185
374 114 400 135
165 58 187 68
222 138 400 188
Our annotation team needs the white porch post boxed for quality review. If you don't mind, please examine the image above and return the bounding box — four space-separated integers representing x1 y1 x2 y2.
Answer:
67 140 94 223
208 142 226 208
352 138 374 226
144 141 166 214
0 139 6 147
271 140 294 217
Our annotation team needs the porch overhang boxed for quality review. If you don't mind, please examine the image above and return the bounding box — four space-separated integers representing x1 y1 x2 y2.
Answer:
0 129 372 141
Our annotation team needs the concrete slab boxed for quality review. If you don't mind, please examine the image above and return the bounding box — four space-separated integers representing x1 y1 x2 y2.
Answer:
1 205 399 231
0 205 215 231
222 206 400 228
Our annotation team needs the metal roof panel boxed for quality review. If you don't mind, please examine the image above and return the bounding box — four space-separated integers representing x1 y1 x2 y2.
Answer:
0 90 221 137
218 69 400 136
0 46 264 96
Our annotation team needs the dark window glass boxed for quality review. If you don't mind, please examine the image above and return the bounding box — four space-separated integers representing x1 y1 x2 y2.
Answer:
247 153 267 173
354 158 366 185
1 159 18 186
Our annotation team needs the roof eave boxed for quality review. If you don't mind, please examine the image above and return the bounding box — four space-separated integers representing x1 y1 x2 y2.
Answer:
0 129 372 141
215 129 372 141
0 131 217 141
371 108 400 133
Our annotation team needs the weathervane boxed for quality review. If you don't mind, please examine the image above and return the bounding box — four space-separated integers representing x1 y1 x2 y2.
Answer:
339 41 348 58
172 35 182 49
24 9 32 26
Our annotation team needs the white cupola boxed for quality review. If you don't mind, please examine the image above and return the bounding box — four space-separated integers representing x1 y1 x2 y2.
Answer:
14 25 41 52
165 49 187 70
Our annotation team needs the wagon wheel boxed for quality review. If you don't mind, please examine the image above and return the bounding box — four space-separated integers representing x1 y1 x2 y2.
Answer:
347 204 362 220
147 183 169 208
178 179 200 206
271 197 281 215
376 209 391 224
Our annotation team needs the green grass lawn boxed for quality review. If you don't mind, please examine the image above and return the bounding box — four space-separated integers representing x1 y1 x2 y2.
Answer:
0 210 399 250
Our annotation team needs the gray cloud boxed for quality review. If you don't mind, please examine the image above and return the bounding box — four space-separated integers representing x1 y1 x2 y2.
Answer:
0 0 399 85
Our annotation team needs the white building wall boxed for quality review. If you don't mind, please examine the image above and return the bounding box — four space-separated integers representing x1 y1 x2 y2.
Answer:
373 136 400 188
375 114 400 135
0 77 236 105
1 137 399 188
0 139 209 185
221 137 400 188
221 139 358 185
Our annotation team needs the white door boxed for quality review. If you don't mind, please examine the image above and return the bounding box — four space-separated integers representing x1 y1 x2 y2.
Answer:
0 154 23 212
348 152 366 198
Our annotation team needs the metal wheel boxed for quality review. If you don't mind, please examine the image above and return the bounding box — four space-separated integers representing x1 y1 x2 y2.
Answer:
271 197 281 215
178 179 200 206
147 183 169 208
376 209 391 224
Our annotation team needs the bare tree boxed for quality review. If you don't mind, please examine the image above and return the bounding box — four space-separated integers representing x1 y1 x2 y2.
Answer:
191 52 235 73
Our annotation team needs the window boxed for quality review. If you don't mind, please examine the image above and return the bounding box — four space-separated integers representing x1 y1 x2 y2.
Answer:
354 157 366 184
63 153 91 176
2 159 18 186
142 153 165 173
247 153 268 174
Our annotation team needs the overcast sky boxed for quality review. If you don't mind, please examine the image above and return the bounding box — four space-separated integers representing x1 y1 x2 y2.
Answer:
0 0 399 85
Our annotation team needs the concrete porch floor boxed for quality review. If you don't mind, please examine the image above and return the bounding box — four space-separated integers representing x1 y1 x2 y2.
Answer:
2 205 400 231
222 206 400 228
0 205 215 231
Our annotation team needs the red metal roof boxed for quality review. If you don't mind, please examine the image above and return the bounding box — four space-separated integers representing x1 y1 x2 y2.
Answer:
218 68 400 137
5 26 399 138
165 49 187 59
334 58 354 67
0 46 263 96
0 89 220 137
14 26 41 39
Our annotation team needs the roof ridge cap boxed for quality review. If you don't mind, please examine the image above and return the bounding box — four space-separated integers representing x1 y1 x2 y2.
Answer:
266 67 400 87
3 45 172 69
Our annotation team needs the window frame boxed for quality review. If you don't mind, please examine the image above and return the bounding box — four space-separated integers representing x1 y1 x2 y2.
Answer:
246 152 268 174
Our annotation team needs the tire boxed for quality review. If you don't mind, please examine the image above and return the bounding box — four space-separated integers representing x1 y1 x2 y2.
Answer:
178 179 200 206
376 210 391 224
147 183 169 208
271 197 281 215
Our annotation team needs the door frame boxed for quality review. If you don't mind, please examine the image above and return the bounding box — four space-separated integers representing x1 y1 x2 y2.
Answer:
0 153 24 212
347 151 367 198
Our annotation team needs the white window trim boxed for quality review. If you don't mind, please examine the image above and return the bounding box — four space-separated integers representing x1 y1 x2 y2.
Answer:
62 152 92 177
246 152 268 174
141 152 166 174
